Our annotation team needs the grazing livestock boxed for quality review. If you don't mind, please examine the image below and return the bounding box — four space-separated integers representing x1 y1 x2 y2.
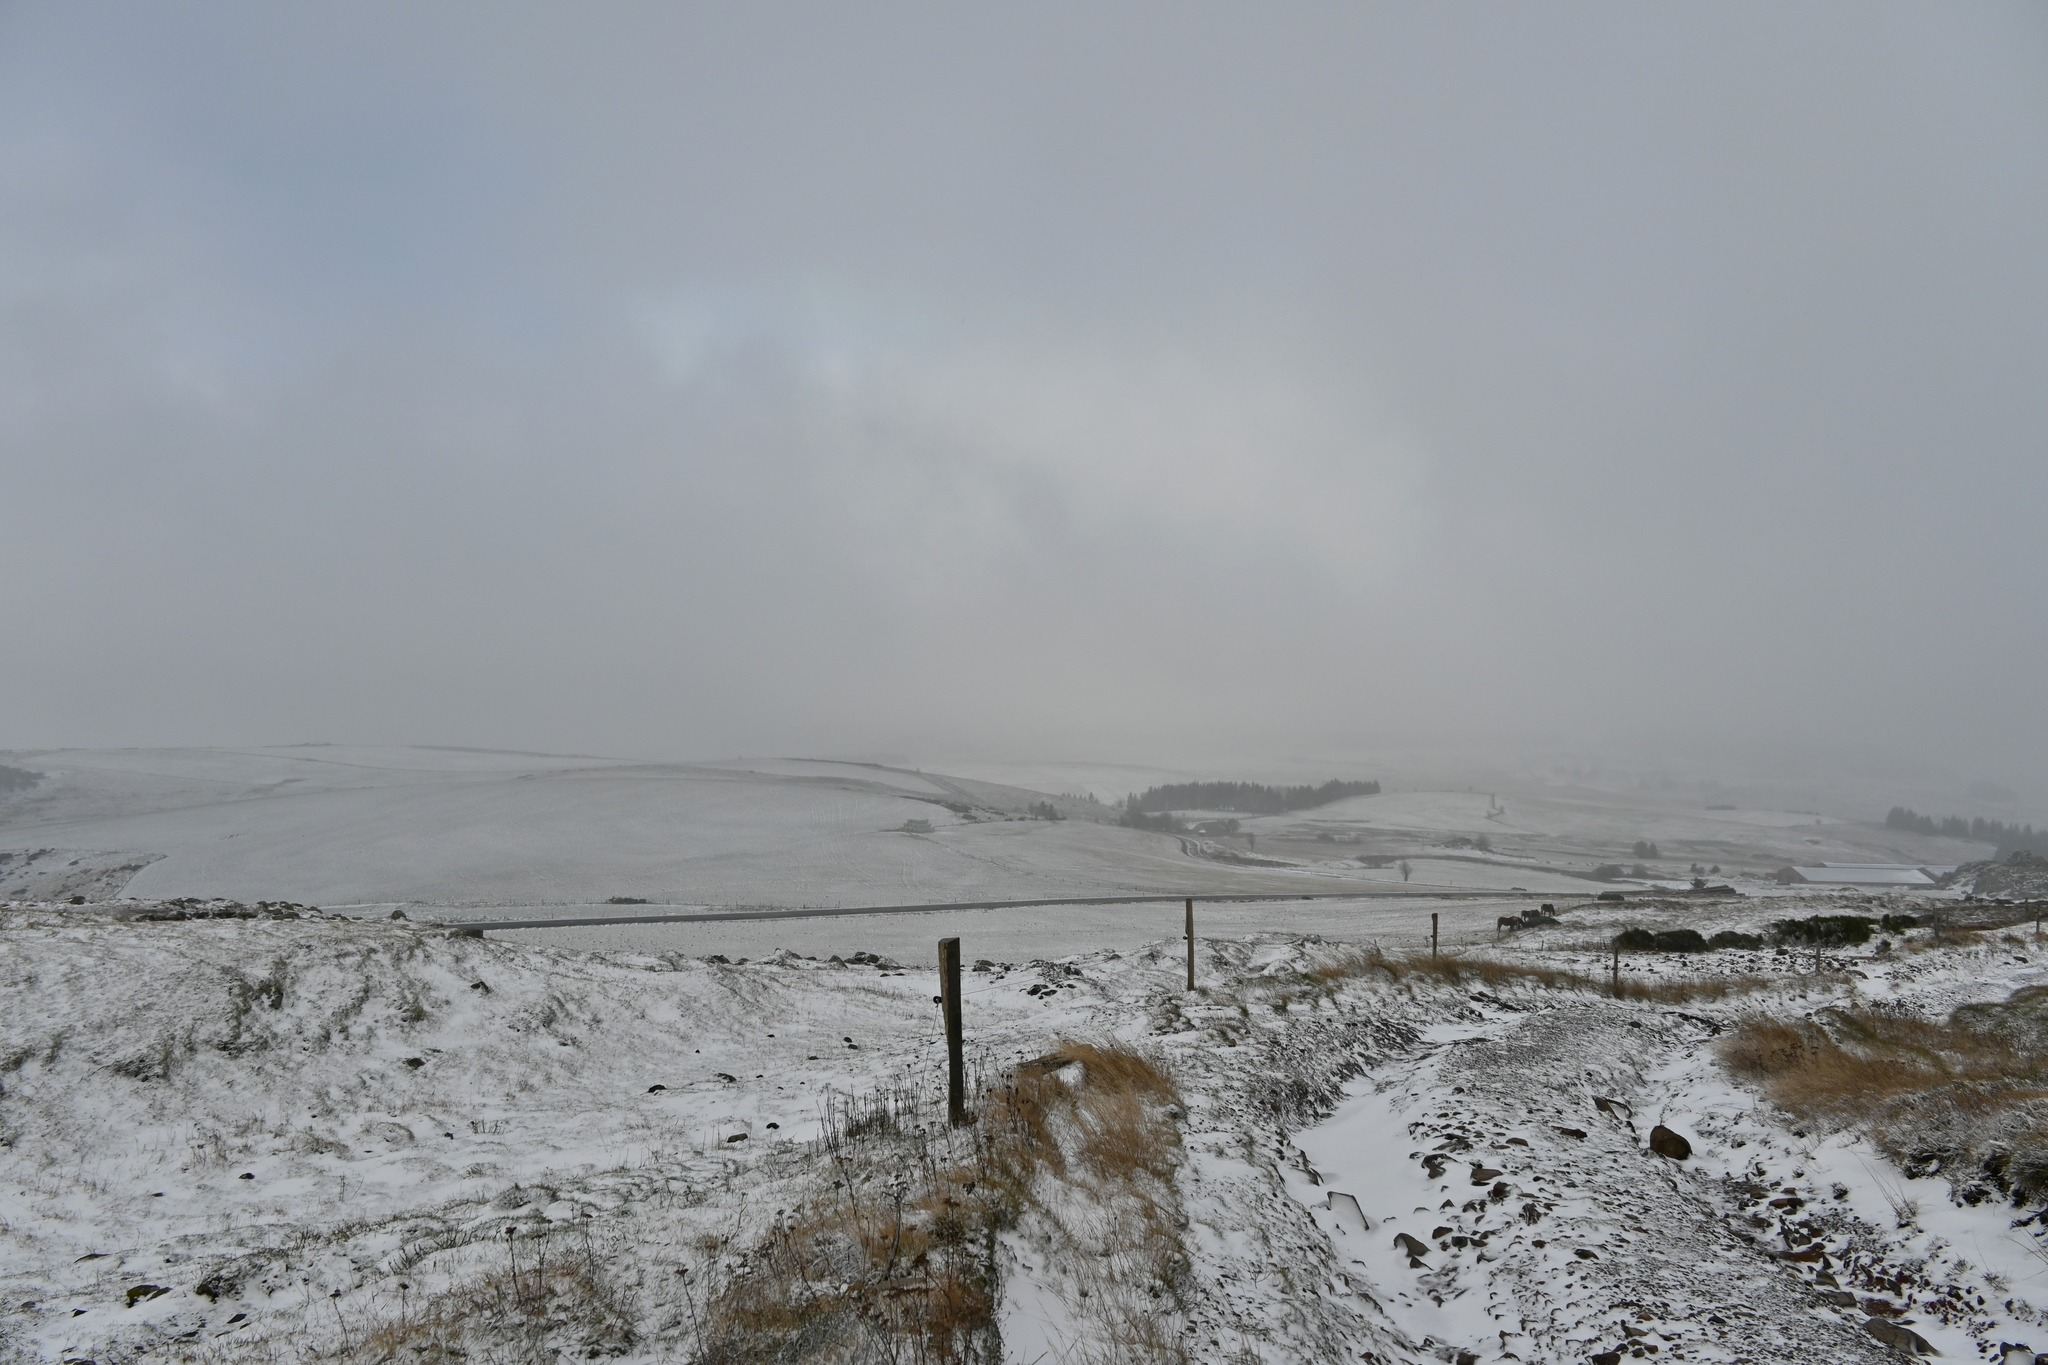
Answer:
1496 905 1561 938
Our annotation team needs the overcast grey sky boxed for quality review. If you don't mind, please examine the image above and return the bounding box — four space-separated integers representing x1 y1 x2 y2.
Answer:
3 3 2044 789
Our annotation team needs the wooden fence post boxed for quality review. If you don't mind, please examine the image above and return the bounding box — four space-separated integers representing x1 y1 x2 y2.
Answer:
939 937 965 1127
1431 912 1439 960
1185 898 1195 992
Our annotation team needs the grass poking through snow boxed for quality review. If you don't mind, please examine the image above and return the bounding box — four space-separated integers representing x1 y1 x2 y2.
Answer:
693 1041 1189 1364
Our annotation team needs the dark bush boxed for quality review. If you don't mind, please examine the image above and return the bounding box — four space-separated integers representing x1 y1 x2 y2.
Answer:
1879 913 1918 933
1613 928 1708 953
1708 930 1764 950
1771 914 1876 947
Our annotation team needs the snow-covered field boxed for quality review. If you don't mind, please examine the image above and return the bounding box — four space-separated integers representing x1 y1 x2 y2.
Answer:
0 747 1375 908
0 746 1982 918
9 889 2048 1362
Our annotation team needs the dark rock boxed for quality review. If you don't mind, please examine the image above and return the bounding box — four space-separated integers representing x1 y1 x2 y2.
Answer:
1863 1317 1935 1355
714 1072 737 1084
646 1084 666 1093
194 1271 240 1301
1592 1353 1622 1365
1469 1163 1503 1184
1555 1126 1587 1139
1649 1125 1692 1160
1393 1232 1429 1260
469 980 490 993
725 1132 748 1143
125 1284 171 1306
402 1057 425 1069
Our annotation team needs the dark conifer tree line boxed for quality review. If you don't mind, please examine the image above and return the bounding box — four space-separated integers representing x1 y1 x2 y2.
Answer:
1886 806 2048 858
1125 779 1379 817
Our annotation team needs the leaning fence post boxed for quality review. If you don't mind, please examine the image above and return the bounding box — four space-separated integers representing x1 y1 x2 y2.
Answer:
1185 898 1195 992
938 937 965 1127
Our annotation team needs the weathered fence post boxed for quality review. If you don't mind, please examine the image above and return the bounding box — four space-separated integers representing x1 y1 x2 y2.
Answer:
938 937 965 1127
1431 912 1439 960
1611 943 1620 997
1185 898 1195 992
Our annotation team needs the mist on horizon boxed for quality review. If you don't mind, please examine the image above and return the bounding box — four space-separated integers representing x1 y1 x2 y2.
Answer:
4 3 2044 802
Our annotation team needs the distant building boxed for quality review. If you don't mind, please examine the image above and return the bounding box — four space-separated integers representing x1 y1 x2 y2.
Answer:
1772 863 1937 887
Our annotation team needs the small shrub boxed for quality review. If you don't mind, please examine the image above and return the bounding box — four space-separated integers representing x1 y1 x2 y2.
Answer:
1708 930 1764 950
1771 914 1876 947
1612 928 1708 953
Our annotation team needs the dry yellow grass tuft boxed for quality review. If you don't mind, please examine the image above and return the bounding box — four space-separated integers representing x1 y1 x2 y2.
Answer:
326 1226 637 1363
693 1041 1189 1364
1721 995 2048 1203
1305 946 1773 1005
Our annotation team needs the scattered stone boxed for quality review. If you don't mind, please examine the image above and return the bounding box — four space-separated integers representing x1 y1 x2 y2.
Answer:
194 1270 240 1301
646 1084 666 1093
725 1132 748 1143
402 1056 425 1069
714 1072 737 1084
125 1284 171 1306
1648 1125 1692 1160
1555 1126 1587 1139
1863 1317 1935 1355
1469 1163 1503 1184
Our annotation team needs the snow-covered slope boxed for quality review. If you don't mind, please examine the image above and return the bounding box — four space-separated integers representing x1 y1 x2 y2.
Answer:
11 894 2048 1362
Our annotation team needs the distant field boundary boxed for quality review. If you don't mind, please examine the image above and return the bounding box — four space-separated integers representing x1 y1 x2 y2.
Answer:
433 887 1539 934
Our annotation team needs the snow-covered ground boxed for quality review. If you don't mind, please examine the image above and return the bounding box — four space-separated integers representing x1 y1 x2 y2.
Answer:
2 747 1987 916
9 890 2048 1362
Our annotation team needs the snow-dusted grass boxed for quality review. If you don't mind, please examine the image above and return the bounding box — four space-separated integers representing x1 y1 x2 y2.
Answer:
17 890 2048 1362
1721 986 2048 1205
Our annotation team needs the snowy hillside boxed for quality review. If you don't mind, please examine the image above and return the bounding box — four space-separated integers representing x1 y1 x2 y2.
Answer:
10 892 2048 1361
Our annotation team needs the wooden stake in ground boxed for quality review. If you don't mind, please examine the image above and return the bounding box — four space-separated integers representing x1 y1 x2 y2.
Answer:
1431 912 1439 960
938 936 965 1127
1611 943 1620 997
1185 898 1195 992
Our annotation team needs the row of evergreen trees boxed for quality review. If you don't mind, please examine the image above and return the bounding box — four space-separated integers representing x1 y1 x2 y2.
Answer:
1126 778 1380 816
1885 806 2048 858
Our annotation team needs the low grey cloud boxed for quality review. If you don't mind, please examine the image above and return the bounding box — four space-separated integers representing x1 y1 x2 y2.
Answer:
3 2 2044 793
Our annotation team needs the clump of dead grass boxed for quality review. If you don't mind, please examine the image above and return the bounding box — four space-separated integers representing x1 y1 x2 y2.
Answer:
1721 996 2048 1204
328 1224 636 1363
692 1041 1189 1365
1305 946 1774 1005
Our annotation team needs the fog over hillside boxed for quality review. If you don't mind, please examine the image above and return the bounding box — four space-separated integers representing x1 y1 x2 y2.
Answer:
3 3 2046 802
10 12 2048 1360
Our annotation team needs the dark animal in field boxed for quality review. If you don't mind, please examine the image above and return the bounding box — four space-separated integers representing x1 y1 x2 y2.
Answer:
1497 906 1561 937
